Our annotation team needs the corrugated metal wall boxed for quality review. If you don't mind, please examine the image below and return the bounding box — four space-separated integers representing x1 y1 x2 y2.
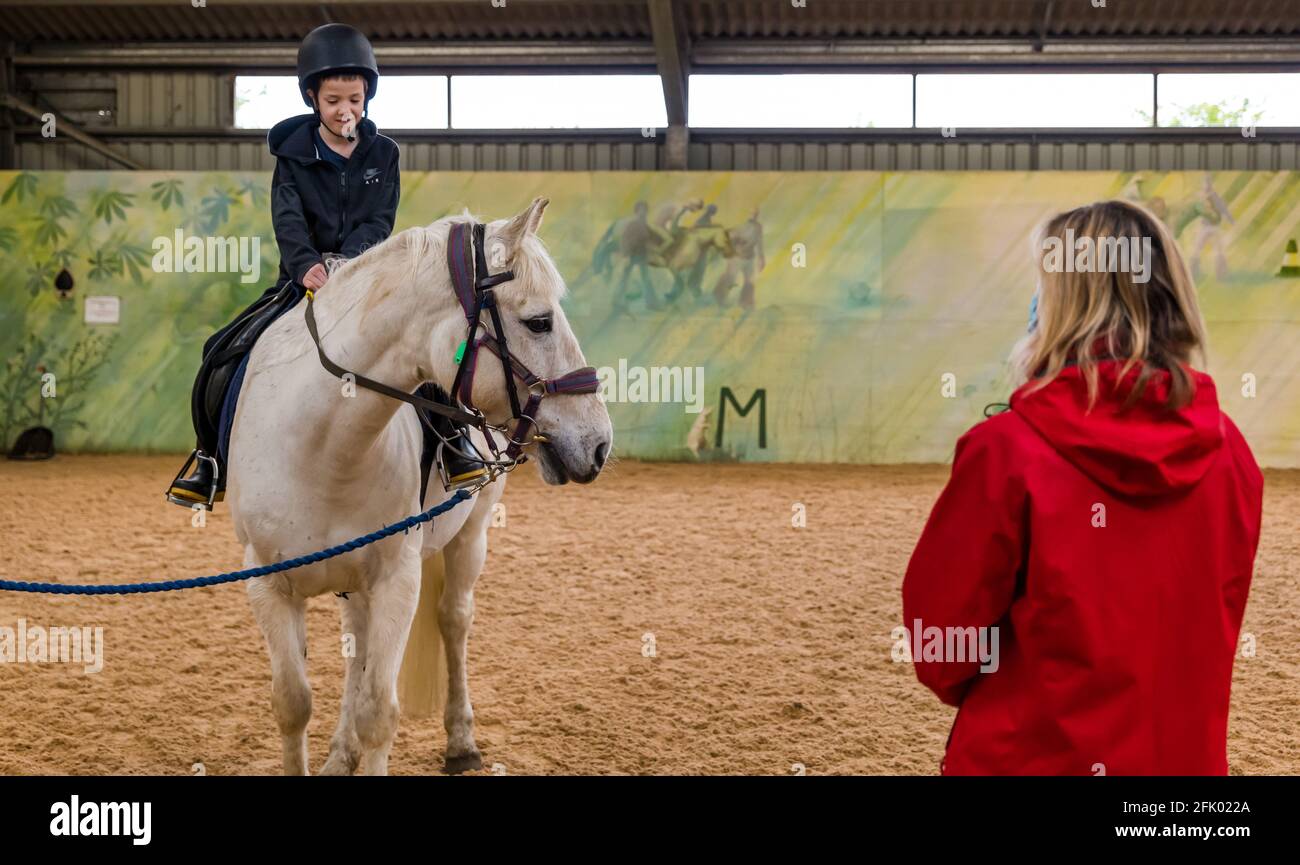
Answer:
690 140 1300 171
12 70 1300 171
116 71 231 128
21 137 1300 172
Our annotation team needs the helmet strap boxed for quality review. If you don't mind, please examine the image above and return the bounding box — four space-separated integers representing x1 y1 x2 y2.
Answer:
314 103 358 145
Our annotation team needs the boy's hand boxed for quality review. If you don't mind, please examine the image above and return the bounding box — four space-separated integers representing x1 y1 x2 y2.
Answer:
302 262 328 291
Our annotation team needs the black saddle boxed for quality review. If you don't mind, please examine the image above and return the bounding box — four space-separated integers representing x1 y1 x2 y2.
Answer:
191 283 302 460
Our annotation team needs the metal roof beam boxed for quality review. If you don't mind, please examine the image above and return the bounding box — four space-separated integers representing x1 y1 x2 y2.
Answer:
1 92 144 168
17 37 1300 72
648 0 688 125
691 38 1300 70
13 40 658 69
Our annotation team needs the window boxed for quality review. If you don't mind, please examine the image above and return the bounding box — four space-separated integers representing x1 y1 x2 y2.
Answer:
235 70 1298 132
915 73 1153 128
1157 73 1300 127
235 75 448 129
450 75 666 129
689 74 913 128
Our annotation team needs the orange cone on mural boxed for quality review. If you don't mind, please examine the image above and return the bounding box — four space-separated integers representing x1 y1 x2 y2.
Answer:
1278 240 1300 277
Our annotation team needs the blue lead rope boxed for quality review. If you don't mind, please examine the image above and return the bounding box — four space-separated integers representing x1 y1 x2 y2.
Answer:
0 489 474 596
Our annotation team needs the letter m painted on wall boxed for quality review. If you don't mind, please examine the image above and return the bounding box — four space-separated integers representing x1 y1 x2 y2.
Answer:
716 387 766 449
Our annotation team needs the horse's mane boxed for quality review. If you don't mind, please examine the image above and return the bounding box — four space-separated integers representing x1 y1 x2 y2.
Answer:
251 208 566 371
353 208 568 311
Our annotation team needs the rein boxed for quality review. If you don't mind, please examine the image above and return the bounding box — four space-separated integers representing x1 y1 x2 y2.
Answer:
304 297 481 427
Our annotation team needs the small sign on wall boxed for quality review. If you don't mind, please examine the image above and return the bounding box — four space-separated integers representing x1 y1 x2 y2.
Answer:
84 296 120 325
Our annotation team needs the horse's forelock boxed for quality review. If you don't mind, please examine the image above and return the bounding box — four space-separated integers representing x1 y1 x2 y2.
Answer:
508 233 569 306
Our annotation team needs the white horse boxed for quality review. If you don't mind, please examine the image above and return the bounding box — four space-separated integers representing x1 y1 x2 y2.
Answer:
226 198 612 775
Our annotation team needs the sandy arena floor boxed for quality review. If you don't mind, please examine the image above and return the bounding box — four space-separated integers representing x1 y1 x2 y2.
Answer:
0 455 1296 775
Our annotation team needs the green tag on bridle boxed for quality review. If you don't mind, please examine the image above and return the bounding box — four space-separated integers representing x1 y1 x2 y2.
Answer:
454 339 466 364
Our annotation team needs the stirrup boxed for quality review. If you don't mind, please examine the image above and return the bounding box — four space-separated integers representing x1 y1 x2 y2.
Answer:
436 440 488 492
166 449 222 511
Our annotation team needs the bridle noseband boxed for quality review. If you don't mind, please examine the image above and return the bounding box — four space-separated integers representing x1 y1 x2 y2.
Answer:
304 219 599 485
446 222 600 460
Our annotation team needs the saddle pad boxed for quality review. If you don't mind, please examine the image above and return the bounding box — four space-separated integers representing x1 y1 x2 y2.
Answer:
216 352 251 469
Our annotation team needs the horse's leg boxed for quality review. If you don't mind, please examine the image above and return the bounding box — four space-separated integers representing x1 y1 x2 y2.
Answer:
665 270 686 302
712 262 731 305
321 591 370 775
246 568 312 776
740 260 757 309
688 251 708 298
640 262 662 310
354 550 421 776
439 520 490 774
614 257 633 309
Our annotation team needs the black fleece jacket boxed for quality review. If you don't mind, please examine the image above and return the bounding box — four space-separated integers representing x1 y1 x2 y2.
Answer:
266 113 400 289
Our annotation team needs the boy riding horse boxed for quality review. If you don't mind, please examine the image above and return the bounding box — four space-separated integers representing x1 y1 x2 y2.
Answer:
168 23 483 509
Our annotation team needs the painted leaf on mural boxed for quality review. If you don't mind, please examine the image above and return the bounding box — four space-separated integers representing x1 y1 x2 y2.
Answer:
91 189 135 224
2 172 38 204
150 178 185 211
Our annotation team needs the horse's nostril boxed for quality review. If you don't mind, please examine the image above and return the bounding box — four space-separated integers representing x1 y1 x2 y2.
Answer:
593 441 608 469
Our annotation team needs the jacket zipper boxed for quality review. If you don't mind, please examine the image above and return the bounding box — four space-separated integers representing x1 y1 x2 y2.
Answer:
338 166 348 249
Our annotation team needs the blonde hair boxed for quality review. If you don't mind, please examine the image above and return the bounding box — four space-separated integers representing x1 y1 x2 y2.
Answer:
1012 199 1209 411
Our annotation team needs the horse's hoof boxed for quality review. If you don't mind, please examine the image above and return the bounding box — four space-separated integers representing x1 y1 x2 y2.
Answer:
319 756 358 776
443 751 483 775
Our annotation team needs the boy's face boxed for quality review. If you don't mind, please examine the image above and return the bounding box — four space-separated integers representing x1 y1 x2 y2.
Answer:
310 76 366 129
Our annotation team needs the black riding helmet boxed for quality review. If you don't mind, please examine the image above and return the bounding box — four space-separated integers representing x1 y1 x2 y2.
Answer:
297 23 379 113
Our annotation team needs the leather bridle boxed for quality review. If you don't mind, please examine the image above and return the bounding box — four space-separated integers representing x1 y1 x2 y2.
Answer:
304 219 599 481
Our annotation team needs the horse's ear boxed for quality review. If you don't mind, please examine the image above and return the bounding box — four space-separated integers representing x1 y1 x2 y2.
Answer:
527 197 550 234
497 197 549 254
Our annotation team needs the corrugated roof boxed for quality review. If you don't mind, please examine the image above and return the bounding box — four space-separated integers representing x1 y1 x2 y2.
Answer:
0 2 647 42
3 0 1299 43
690 0 1300 39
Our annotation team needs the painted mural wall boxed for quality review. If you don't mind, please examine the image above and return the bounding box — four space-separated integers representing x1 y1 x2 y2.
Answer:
1 169 1297 466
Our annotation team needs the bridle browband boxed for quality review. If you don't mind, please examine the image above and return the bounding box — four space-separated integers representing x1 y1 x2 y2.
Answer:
303 219 599 483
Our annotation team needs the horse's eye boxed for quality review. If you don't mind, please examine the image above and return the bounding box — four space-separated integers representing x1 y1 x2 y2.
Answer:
524 317 552 334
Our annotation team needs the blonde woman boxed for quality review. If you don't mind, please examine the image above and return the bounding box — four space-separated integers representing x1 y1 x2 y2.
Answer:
903 200 1263 775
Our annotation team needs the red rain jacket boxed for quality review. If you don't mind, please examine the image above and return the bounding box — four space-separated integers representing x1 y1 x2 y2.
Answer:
903 360 1263 775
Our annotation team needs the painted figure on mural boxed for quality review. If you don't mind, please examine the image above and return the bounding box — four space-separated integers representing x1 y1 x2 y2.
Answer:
713 208 767 311
653 199 734 306
587 198 765 313
1121 171 1169 223
613 201 671 311
1185 173 1236 282
663 203 720 303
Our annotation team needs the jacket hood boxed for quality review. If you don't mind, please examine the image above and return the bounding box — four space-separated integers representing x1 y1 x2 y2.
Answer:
1009 359 1225 497
268 114 378 161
